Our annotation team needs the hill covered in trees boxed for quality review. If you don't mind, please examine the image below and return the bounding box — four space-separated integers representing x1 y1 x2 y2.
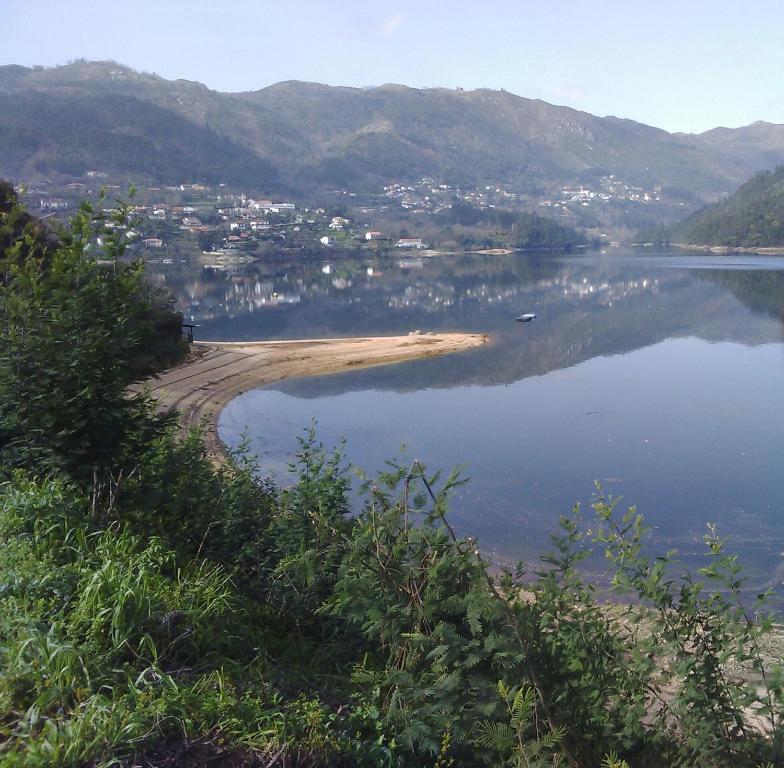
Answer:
666 165 784 247
4 61 784 202
435 200 591 249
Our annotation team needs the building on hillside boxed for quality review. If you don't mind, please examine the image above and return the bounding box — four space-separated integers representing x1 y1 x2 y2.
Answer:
365 231 384 240
142 237 164 248
329 216 350 230
320 236 335 246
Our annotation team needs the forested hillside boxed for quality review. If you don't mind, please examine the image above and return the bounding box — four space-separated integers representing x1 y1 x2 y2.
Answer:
3 61 784 199
670 165 784 247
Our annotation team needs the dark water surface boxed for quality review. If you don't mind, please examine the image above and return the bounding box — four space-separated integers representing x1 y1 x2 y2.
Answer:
149 250 784 599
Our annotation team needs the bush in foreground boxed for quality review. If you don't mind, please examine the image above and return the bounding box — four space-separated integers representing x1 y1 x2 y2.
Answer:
1 192 782 766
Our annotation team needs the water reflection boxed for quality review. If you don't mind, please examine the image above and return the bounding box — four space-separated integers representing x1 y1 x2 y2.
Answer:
148 250 784 603
148 251 784 392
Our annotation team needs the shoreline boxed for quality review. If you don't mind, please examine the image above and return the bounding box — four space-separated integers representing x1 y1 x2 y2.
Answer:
140 332 489 459
670 242 784 256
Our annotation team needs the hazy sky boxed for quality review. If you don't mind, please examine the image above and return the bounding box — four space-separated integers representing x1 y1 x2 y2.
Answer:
3 0 784 133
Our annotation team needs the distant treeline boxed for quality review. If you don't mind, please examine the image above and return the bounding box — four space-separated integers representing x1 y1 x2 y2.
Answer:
437 199 591 249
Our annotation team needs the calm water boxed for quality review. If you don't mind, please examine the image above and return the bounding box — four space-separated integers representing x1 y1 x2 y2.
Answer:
148 250 784 599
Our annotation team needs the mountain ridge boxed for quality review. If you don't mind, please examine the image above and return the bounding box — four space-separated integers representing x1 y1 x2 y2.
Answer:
3 60 784 201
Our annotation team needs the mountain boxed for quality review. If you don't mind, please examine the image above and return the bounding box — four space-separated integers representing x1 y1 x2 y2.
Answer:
668 165 784 247
2 61 784 200
682 121 784 176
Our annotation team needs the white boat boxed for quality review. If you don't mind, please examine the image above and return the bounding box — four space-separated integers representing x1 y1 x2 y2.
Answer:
516 313 537 323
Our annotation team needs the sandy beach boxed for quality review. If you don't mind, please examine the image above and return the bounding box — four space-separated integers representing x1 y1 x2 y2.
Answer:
141 332 489 458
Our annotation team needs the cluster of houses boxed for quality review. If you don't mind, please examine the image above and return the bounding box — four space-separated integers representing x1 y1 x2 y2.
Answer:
319 232 427 249
39 198 69 211
383 177 520 215
539 176 664 211
29 175 438 255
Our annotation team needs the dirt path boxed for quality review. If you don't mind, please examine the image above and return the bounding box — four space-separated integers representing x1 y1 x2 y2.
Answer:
140 332 488 458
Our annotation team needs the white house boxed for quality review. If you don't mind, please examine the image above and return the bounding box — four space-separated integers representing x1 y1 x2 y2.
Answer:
142 237 163 248
329 216 350 230
365 231 384 240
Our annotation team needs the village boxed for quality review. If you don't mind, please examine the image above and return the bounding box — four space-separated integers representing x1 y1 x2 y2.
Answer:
15 163 697 267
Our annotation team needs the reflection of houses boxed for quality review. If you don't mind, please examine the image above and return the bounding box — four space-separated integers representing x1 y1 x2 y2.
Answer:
395 237 427 249
40 198 69 210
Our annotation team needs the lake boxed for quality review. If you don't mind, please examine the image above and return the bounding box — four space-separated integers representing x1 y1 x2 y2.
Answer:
148 249 784 601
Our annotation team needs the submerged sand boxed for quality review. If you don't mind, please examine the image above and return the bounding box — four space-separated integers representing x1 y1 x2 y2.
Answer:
141 332 488 458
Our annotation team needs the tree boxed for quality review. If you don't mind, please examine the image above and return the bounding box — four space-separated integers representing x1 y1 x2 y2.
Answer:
0 188 185 481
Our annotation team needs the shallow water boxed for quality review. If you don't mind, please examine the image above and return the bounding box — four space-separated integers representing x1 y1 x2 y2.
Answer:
149 249 784 600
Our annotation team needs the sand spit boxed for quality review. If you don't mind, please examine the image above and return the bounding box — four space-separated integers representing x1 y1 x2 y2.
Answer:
141 332 488 459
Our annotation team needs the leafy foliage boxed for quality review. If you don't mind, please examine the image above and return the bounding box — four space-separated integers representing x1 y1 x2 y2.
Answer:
472 682 565 767
0 188 185 480
0 193 783 767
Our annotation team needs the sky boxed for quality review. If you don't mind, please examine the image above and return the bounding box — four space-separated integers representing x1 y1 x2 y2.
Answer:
2 0 784 134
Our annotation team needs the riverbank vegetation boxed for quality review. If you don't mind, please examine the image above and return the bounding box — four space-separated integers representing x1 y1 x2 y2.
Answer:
640 165 784 249
434 200 592 251
1 194 783 767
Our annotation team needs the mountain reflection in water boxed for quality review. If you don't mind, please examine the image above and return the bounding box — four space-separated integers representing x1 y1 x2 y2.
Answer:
148 250 784 604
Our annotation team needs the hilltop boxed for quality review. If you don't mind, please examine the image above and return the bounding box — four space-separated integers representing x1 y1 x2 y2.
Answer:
3 61 784 202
